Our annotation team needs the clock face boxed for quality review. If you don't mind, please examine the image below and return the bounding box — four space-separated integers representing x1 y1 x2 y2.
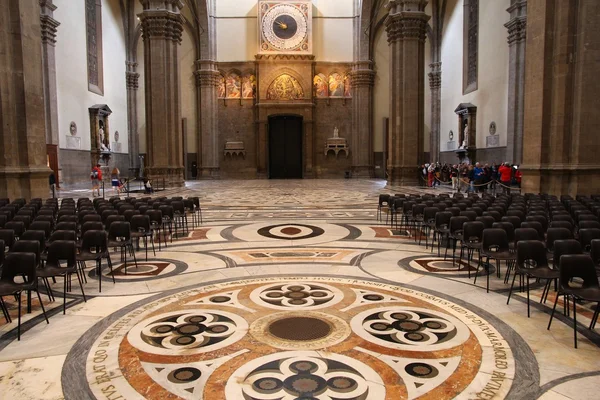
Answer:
260 2 311 53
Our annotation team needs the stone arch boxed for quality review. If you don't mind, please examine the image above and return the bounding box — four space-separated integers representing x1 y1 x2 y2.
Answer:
261 67 308 100
266 74 305 100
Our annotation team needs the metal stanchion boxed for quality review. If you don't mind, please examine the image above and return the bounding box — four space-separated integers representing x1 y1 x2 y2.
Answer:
127 179 130 198
102 180 105 199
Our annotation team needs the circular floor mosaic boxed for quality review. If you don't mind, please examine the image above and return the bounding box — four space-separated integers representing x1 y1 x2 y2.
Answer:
70 277 525 399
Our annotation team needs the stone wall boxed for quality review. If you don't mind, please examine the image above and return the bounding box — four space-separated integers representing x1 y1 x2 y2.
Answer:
439 146 507 165
314 98 353 178
60 149 130 185
218 98 257 178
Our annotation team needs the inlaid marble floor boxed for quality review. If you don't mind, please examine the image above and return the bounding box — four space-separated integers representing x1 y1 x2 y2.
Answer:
1 180 599 399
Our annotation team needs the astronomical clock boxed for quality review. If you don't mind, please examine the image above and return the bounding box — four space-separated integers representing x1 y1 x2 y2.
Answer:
258 1 312 54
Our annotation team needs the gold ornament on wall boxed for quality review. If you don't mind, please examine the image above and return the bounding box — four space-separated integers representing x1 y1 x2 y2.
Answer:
266 74 304 100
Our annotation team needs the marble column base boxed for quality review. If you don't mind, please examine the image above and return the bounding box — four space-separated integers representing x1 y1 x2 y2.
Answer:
387 166 420 187
521 165 600 196
0 166 52 200
351 165 374 178
200 167 220 180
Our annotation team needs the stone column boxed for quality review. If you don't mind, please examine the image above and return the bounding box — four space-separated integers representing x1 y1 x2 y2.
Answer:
385 0 430 186
521 0 600 196
0 0 52 200
195 61 220 179
138 0 185 187
428 61 441 161
350 61 375 178
39 0 60 146
126 61 140 173
505 0 527 164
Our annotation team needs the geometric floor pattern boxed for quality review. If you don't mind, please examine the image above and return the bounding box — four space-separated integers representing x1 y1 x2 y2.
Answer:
0 180 599 399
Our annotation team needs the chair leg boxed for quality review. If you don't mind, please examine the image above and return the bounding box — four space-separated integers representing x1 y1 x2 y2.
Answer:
590 303 599 329
130 244 138 268
548 291 561 330
36 290 49 324
75 269 87 302
98 259 102 293
144 236 148 261
507 272 518 305
17 292 21 341
151 235 156 257
63 274 67 315
526 275 530 318
573 296 578 349
0 297 11 323
106 255 115 283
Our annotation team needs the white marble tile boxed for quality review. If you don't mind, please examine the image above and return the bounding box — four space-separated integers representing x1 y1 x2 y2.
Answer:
0 355 66 400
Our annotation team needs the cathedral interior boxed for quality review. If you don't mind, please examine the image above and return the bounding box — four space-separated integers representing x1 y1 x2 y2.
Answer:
0 0 599 399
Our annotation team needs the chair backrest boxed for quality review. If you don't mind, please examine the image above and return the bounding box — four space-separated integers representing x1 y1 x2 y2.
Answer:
105 215 126 231
171 201 185 213
101 210 119 223
578 228 600 251
578 220 600 230
46 240 77 268
49 229 77 243
463 221 485 243
590 238 600 266
5 221 25 236
482 228 510 253
412 204 426 217
475 216 495 229
123 209 140 221
492 222 515 242
577 214 599 223
82 221 104 236
159 205 174 218
459 210 477 221
553 239 583 269
1 252 37 284
81 230 108 252
55 222 77 232
0 229 16 250
517 240 549 271
130 215 151 232
514 228 540 242
520 221 544 238
558 254 600 291
435 211 452 228
20 230 46 249
449 216 469 235
108 221 131 241
526 215 548 231
545 227 573 252
402 201 415 214
447 207 461 217
58 215 78 224
82 214 102 224
501 216 522 229
549 220 574 233
12 240 41 266
28 221 52 238
145 209 163 225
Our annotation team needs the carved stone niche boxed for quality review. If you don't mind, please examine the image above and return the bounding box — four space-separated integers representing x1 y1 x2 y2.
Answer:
224 141 246 158
324 127 350 158
88 104 112 167
454 103 477 163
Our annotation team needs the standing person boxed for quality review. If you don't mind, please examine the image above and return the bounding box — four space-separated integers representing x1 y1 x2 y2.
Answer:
514 166 522 188
91 164 102 197
467 165 475 193
427 164 435 187
111 167 121 195
49 172 56 198
473 162 485 193
450 165 458 191
498 162 512 194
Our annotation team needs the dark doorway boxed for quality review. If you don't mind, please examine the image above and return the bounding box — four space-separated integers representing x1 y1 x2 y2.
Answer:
268 115 303 179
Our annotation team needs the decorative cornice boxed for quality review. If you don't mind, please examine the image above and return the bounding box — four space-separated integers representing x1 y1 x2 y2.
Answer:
194 69 221 88
349 69 375 88
40 14 60 45
138 11 183 42
385 12 430 43
255 54 315 61
505 16 527 45
126 71 140 90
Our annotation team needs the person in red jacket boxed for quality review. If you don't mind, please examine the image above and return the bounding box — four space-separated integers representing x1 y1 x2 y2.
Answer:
91 164 102 197
498 162 512 194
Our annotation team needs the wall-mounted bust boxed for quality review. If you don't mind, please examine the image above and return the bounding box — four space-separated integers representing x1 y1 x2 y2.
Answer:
449 130 454 141
489 121 497 135
114 130 119 142
69 121 77 136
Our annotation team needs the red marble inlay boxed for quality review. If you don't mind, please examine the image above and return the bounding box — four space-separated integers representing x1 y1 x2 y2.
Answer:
281 227 302 235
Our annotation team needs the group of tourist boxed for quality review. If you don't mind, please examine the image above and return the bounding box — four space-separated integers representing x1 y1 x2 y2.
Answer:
90 164 154 196
420 162 522 193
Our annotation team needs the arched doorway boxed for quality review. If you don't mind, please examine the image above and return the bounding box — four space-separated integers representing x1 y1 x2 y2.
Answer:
268 115 303 179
